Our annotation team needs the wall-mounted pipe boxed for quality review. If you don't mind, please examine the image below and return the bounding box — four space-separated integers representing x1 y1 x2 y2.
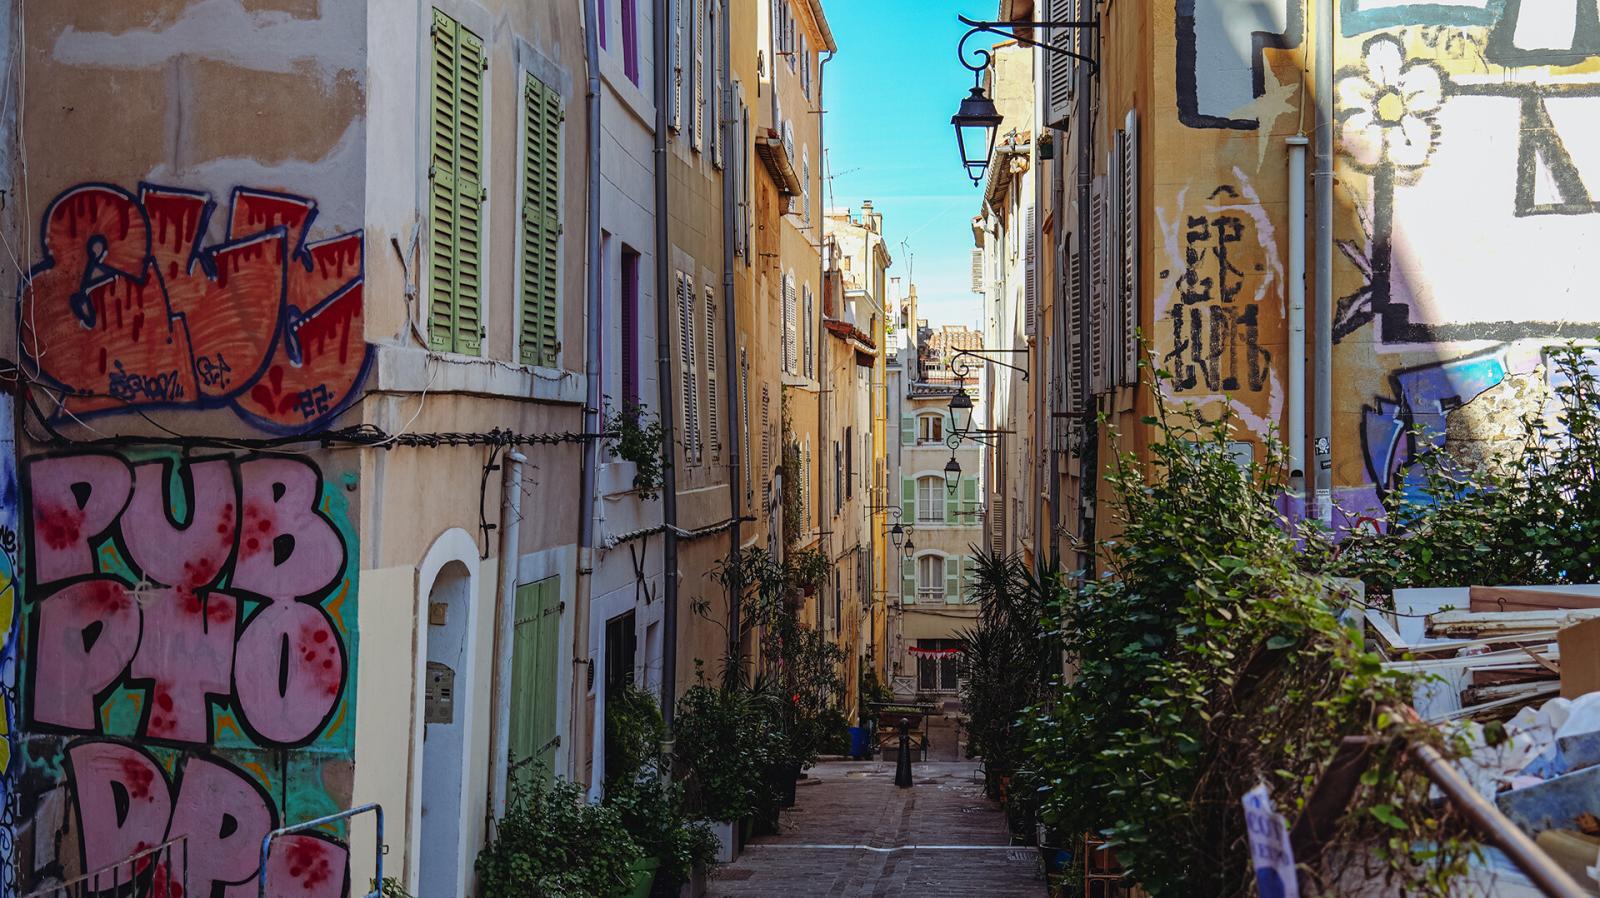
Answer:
719 0 743 670
653 0 683 730
487 449 526 818
1313 0 1335 526
1286 135 1308 494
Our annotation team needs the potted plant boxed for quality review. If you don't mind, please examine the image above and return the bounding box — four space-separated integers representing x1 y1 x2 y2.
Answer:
673 682 773 861
603 401 666 498
477 775 638 898
606 775 718 898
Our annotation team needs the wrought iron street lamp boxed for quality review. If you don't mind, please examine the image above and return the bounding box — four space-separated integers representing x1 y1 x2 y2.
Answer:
869 505 914 559
890 521 905 551
951 85 1004 185
944 454 962 496
948 387 975 440
952 14 1099 184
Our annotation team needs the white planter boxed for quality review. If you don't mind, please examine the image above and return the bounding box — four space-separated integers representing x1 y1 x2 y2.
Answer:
706 819 739 864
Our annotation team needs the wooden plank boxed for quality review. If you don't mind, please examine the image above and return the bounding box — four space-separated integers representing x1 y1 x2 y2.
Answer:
1470 585 1600 613
1427 609 1600 638
1559 616 1600 700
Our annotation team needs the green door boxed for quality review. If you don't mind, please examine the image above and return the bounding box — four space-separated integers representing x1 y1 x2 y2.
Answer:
510 576 562 790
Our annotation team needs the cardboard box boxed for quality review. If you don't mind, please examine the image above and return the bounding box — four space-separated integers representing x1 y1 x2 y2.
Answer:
1560 616 1600 700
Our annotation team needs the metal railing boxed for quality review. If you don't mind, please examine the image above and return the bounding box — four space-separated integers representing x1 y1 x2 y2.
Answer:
259 803 384 898
22 836 188 898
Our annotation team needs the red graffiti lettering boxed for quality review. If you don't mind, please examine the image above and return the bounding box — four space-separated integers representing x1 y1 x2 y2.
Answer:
22 183 370 435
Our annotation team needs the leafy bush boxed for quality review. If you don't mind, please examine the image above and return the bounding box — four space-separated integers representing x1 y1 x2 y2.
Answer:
604 401 666 498
673 681 781 822
606 685 666 789
477 776 638 898
605 774 718 887
1026 390 1473 897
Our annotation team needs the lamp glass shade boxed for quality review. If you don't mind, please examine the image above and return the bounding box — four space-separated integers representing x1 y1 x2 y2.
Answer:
944 456 962 496
951 85 1003 184
890 522 905 550
904 538 916 556
949 389 975 438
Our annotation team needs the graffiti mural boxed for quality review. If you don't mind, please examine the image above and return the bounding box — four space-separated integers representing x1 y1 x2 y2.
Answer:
20 184 371 434
0 396 17 898
1156 176 1285 438
19 451 358 896
1177 0 1304 129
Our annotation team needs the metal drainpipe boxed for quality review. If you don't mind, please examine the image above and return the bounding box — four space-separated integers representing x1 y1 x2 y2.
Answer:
1313 0 1335 526
487 449 526 818
719 0 743 669
816 49 834 625
1049 122 1065 565
1287 135 1308 496
1076 27 1098 576
571 0 605 792
654 0 683 730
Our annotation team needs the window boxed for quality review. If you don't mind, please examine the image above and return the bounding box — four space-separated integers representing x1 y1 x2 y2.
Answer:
917 414 943 444
598 0 608 50
833 441 841 516
671 0 684 130
622 0 640 85
691 0 705 151
916 476 944 523
845 426 853 500
800 33 810 97
742 350 752 501
428 9 485 356
706 0 720 164
916 639 962 693
917 555 944 602
620 246 640 406
520 74 562 368
802 286 813 378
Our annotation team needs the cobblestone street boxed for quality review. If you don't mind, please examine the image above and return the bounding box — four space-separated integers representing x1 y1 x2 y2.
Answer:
709 716 1045 897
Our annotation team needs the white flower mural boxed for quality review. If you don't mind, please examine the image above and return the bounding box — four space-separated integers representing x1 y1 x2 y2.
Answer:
1336 35 1448 175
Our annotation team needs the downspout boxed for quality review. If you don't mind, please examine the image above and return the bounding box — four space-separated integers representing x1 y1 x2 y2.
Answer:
1048 122 1065 564
1313 0 1335 526
720 0 743 668
816 48 834 622
1075 22 1098 575
488 449 527 817
1286 136 1308 497
577 0 605 800
654 0 683 730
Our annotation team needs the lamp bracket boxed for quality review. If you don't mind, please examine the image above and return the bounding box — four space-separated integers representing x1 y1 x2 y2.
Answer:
949 347 1031 382
957 15 1100 80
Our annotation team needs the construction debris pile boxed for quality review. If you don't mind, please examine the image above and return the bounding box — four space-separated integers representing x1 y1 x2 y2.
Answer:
1367 585 1600 893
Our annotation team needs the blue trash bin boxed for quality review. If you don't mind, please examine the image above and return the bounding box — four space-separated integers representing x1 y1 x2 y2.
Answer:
848 726 867 759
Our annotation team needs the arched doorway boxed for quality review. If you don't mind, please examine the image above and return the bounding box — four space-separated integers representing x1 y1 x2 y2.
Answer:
419 559 473 898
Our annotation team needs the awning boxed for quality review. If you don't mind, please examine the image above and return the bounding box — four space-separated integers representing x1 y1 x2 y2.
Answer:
755 132 803 196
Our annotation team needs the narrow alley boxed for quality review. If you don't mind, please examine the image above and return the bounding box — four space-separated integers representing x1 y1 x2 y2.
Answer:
710 719 1044 897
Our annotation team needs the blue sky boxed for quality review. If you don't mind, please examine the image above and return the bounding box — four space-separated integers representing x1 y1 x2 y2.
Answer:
822 0 989 330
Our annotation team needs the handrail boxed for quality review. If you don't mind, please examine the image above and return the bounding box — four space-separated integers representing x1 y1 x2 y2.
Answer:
22 836 188 898
259 803 384 898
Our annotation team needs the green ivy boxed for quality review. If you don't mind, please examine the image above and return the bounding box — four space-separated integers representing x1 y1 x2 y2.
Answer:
476 776 638 898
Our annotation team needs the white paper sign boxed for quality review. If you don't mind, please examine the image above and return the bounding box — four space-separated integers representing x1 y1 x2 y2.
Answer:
1242 784 1300 898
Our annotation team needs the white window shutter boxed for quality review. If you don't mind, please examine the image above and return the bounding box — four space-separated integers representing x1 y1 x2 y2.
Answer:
741 350 752 499
671 0 684 131
678 273 701 463
970 248 984 294
1107 147 1124 389
1044 0 1074 128
1121 111 1140 386
691 0 705 151
783 276 798 374
1024 205 1036 338
1067 242 1083 413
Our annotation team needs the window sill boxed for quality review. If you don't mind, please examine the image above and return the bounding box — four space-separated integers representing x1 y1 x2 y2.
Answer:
375 343 585 405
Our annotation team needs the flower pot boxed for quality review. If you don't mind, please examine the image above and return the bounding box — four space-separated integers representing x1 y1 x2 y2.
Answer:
613 856 659 898
706 819 739 864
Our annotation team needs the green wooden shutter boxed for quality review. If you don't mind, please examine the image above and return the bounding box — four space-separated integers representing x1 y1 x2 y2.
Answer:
510 577 562 789
521 77 562 367
428 10 460 352
961 555 974 603
900 414 915 447
429 10 485 356
945 556 960 604
961 477 978 519
901 477 915 524
902 557 916 605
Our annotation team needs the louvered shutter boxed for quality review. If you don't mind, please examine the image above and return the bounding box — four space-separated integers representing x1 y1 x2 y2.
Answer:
1066 243 1084 413
671 0 684 131
1107 146 1125 388
510 578 561 789
742 350 752 499
712 8 724 167
900 414 915 447
1044 0 1074 128
803 444 812 531
692 0 705 151
705 286 719 453
1089 176 1106 394
1024 205 1036 338
1121 112 1140 386
991 490 1005 553
678 274 701 463
783 276 798 374
901 476 915 524
802 288 813 378
741 99 753 260
970 248 983 294
521 77 562 368
902 557 916 605
429 11 484 356
944 556 960 603
961 477 978 520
